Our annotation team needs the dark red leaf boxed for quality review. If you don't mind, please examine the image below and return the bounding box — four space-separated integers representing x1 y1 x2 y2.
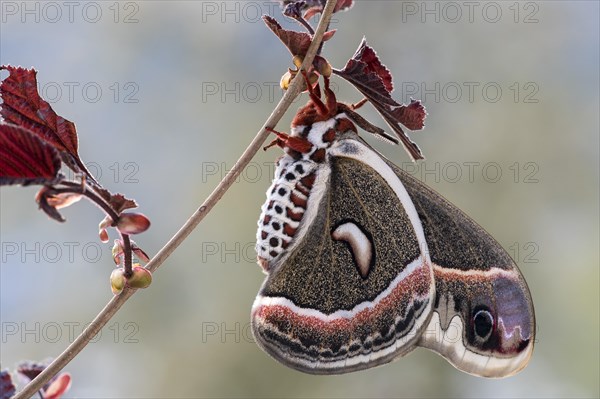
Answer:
281 0 353 19
282 1 308 20
391 99 426 131
0 65 94 181
334 0 354 13
0 123 62 186
321 30 336 42
35 186 84 223
351 38 393 93
16 361 45 382
0 370 16 399
303 6 322 20
263 15 335 58
95 190 138 214
307 0 353 18
110 194 138 214
45 192 82 209
334 59 398 107
36 187 67 222
333 39 427 160
263 15 310 57
0 66 77 154
334 39 397 106
370 101 425 161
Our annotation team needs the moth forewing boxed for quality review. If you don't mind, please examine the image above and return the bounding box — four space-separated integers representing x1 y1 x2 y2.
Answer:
252 120 436 374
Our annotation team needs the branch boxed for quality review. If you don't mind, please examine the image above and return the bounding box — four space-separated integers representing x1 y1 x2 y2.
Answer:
13 1 338 397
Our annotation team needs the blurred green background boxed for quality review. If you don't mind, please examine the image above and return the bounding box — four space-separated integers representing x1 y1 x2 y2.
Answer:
1 1 598 397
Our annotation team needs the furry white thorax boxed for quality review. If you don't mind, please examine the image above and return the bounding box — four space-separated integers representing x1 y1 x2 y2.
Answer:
292 117 337 146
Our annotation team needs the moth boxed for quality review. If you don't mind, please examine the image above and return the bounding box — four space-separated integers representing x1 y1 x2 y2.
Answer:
252 75 535 378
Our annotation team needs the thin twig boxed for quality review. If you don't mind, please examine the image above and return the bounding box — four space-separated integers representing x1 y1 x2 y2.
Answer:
14 1 338 397
52 182 134 275
121 234 133 277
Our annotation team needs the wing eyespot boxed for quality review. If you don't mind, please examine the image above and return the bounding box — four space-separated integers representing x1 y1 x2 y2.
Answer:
473 308 495 341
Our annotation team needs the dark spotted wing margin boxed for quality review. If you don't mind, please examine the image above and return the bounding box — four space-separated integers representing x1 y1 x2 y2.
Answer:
252 144 435 374
387 159 535 378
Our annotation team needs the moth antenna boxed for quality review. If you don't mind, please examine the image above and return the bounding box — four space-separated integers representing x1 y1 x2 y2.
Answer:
371 131 400 145
337 103 399 145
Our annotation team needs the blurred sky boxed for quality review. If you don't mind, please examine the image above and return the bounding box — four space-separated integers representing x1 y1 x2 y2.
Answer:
0 1 598 398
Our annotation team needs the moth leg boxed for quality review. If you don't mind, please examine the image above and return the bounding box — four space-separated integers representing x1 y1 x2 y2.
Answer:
301 71 331 117
322 76 338 116
263 138 281 151
312 81 322 99
263 127 286 151
350 98 368 110
264 127 313 153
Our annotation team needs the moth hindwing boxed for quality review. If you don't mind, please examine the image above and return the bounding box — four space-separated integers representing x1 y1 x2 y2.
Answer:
252 80 534 377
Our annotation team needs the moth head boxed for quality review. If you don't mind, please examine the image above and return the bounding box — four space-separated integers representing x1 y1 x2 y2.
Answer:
291 101 333 128
291 72 340 125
